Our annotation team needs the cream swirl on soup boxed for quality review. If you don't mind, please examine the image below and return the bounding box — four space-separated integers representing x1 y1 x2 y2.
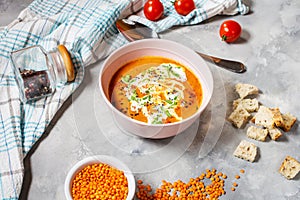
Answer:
109 56 203 124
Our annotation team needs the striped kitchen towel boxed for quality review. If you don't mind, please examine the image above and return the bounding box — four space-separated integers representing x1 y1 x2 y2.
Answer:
0 0 133 199
129 0 249 33
0 0 249 199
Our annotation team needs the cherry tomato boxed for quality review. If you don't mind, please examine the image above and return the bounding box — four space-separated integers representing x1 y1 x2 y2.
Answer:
174 0 196 16
219 20 242 43
143 0 164 21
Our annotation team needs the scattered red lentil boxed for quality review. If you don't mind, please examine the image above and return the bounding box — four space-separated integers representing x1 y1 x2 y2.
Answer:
71 163 128 200
136 168 227 200
229 169 245 193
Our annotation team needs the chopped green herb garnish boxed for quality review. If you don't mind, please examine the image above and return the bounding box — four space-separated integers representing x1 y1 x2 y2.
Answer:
165 99 173 104
142 78 150 82
131 95 137 101
153 120 162 124
129 78 136 84
121 74 131 83
171 70 180 78
165 110 172 117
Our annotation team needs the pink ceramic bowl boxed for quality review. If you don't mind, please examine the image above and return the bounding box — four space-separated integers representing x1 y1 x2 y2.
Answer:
99 39 213 139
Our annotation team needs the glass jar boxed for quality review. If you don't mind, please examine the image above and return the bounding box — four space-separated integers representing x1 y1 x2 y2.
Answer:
11 45 75 102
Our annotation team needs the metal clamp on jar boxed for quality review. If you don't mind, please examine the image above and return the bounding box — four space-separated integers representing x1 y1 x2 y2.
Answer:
11 45 75 102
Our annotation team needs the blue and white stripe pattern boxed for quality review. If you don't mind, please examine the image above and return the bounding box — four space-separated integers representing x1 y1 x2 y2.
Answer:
129 0 249 33
0 0 248 199
0 0 130 199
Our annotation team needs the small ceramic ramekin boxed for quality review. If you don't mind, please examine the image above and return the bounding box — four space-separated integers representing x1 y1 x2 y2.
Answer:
64 155 135 200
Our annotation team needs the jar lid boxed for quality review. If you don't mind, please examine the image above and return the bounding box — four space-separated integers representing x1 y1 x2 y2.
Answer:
57 45 75 82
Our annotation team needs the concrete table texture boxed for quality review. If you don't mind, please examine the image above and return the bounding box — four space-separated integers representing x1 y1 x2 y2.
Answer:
1 0 300 199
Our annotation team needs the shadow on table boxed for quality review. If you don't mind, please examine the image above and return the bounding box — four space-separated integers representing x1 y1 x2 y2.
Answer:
19 95 73 199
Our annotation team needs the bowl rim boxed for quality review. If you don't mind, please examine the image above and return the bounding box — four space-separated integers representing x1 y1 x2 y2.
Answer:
64 155 135 200
99 38 213 127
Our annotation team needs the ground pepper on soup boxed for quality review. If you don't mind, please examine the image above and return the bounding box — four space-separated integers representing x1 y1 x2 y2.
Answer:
109 56 203 124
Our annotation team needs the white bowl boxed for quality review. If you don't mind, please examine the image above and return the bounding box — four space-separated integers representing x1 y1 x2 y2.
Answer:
99 39 213 139
64 155 135 200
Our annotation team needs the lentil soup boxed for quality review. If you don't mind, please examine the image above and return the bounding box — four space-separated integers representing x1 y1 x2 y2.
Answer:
109 56 203 124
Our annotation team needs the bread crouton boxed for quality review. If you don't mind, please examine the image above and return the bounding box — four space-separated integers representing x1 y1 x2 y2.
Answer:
228 105 251 128
254 106 276 128
270 108 284 127
233 98 259 113
279 156 300 179
235 83 259 99
246 126 268 141
268 127 282 141
233 140 258 162
279 113 297 132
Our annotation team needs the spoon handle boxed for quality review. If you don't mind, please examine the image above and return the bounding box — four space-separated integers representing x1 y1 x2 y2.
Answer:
196 51 246 73
116 19 246 73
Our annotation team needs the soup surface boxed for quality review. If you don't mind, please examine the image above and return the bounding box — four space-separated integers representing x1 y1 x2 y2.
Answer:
109 56 203 124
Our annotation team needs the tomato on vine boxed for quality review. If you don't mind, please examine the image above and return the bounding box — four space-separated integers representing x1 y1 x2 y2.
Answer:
174 0 196 16
219 20 242 43
143 0 164 21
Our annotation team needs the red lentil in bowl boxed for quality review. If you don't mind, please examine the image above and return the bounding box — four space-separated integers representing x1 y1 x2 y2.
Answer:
64 155 135 200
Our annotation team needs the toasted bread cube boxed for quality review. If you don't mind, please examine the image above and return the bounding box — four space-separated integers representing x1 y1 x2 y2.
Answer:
246 126 268 141
235 83 259 99
228 105 251 128
233 98 259 113
279 156 300 179
233 140 258 162
268 127 282 141
279 113 297 132
270 108 284 127
254 106 276 128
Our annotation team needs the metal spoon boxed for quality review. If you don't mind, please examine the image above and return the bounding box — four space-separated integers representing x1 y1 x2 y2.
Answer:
116 19 246 73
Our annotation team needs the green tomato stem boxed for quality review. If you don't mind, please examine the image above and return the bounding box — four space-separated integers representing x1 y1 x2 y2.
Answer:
222 35 227 41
